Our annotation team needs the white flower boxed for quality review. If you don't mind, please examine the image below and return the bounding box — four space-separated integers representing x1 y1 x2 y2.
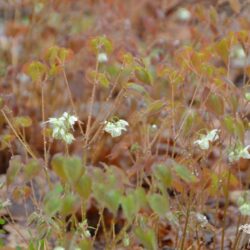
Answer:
151 124 157 130
239 224 250 234
176 8 191 21
53 247 65 250
194 129 219 150
104 119 129 137
194 138 209 150
63 133 75 144
231 45 246 59
0 199 11 208
195 213 208 227
61 112 77 128
97 53 108 63
123 234 130 247
46 112 78 144
228 145 250 163
245 92 250 101
83 229 91 238
239 203 250 216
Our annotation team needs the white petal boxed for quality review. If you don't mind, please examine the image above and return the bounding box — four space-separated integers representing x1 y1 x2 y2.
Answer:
116 119 129 128
240 146 250 159
68 115 78 126
228 151 236 163
110 128 122 137
206 129 219 142
194 139 209 150
97 53 108 63
63 133 75 144
239 203 250 216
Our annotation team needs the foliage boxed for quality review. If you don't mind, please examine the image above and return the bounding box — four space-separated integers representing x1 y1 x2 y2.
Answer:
0 0 250 249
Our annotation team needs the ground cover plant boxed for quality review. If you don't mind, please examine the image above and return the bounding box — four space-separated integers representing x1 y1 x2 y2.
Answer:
0 0 250 249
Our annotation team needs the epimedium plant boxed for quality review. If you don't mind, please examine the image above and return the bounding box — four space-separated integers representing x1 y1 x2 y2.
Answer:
1 25 250 250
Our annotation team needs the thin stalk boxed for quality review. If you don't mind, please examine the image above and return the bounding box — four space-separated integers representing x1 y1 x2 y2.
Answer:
171 83 175 138
41 81 52 189
93 207 104 242
113 221 130 245
84 60 99 146
220 171 231 250
1 110 36 159
180 196 192 250
101 209 109 245
6 207 29 246
232 214 242 250
62 66 85 137
82 60 99 165
109 218 116 250
87 88 125 146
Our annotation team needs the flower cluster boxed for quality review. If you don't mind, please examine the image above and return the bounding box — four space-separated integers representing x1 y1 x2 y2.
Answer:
104 119 129 137
97 52 108 63
46 112 78 144
239 203 250 216
228 145 250 163
194 129 219 150
239 224 250 234
195 213 208 228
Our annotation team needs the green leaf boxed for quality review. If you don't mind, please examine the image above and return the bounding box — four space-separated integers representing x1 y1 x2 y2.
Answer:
75 174 92 199
44 184 63 216
7 156 23 186
147 193 169 217
60 193 78 216
122 52 134 66
135 66 152 85
126 82 148 95
93 183 121 214
134 187 147 208
24 159 41 181
0 134 15 150
104 190 121 214
121 193 138 223
58 48 72 63
97 73 109 88
13 116 32 128
223 115 235 134
63 156 84 186
79 239 93 250
215 38 230 64
90 36 113 54
210 172 219 195
26 61 47 82
146 100 164 113
45 46 60 65
245 92 250 101
44 196 62 216
153 164 172 187
230 95 239 113
52 155 84 185
182 110 197 135
234 119 245 142
206 93 224 116
134 226 158 250
173 163 198 183
0 218 5 225
51 155 67 182
0 97 4 109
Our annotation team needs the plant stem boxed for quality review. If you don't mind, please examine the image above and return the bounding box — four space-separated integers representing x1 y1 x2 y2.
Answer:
83 60 99 165
41 81 52 189
1 109 36 159
62 66 85 137
220 170 231 250
180 197 191 250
